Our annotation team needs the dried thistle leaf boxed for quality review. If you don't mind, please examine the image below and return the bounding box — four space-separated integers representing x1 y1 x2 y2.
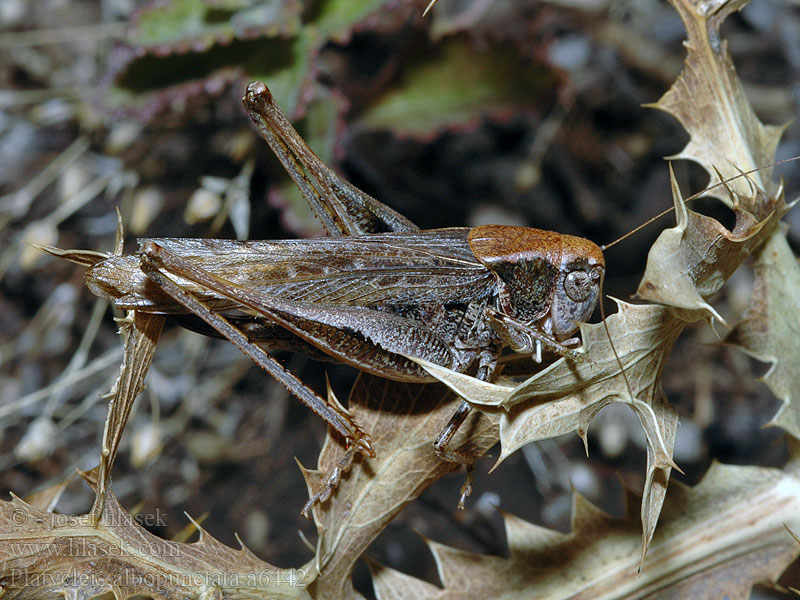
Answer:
303 375 499 598
640 0 800 445
0 488 311 599
648 0 787 200
319 0 800 578
635 167 784 315
370 461 800 599
724 228 800 439
94 311 164 519
413 301 682 560
407 0 799 565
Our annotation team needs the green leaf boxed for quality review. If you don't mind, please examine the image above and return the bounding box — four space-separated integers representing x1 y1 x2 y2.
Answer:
101 0 307 120
309 0 392 40
131 0 301 48
359 37 557 138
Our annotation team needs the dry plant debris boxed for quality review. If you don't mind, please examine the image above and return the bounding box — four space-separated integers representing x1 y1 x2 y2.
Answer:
1 0 800 599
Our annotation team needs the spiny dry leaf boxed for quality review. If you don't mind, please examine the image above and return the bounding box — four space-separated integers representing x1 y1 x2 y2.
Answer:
0 486 311 599
412 303 679 448
724 227 800 438
635 169 786 316
370 460 800 600
648 0 786 199
412 0 797 563
637 0 792 328
637 0 793 318
413 300 682 561
302 375 499 599
92 311 165 519
640 0 800 443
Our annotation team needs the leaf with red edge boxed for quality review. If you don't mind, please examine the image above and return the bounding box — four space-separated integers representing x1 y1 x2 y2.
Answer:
358 36 558 139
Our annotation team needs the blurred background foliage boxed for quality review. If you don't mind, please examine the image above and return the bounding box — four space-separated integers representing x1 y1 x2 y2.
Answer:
1 0 799 597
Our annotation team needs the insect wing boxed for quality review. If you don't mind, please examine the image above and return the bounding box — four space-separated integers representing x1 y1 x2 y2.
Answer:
86 228 495 314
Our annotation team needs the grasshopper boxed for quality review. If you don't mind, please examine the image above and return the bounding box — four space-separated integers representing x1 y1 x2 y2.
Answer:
42 82 606 515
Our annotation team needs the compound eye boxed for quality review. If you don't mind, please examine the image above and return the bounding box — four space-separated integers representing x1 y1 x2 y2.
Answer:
564 270 593 302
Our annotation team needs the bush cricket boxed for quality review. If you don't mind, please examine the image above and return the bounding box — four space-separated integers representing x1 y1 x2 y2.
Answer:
38 82 789 517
